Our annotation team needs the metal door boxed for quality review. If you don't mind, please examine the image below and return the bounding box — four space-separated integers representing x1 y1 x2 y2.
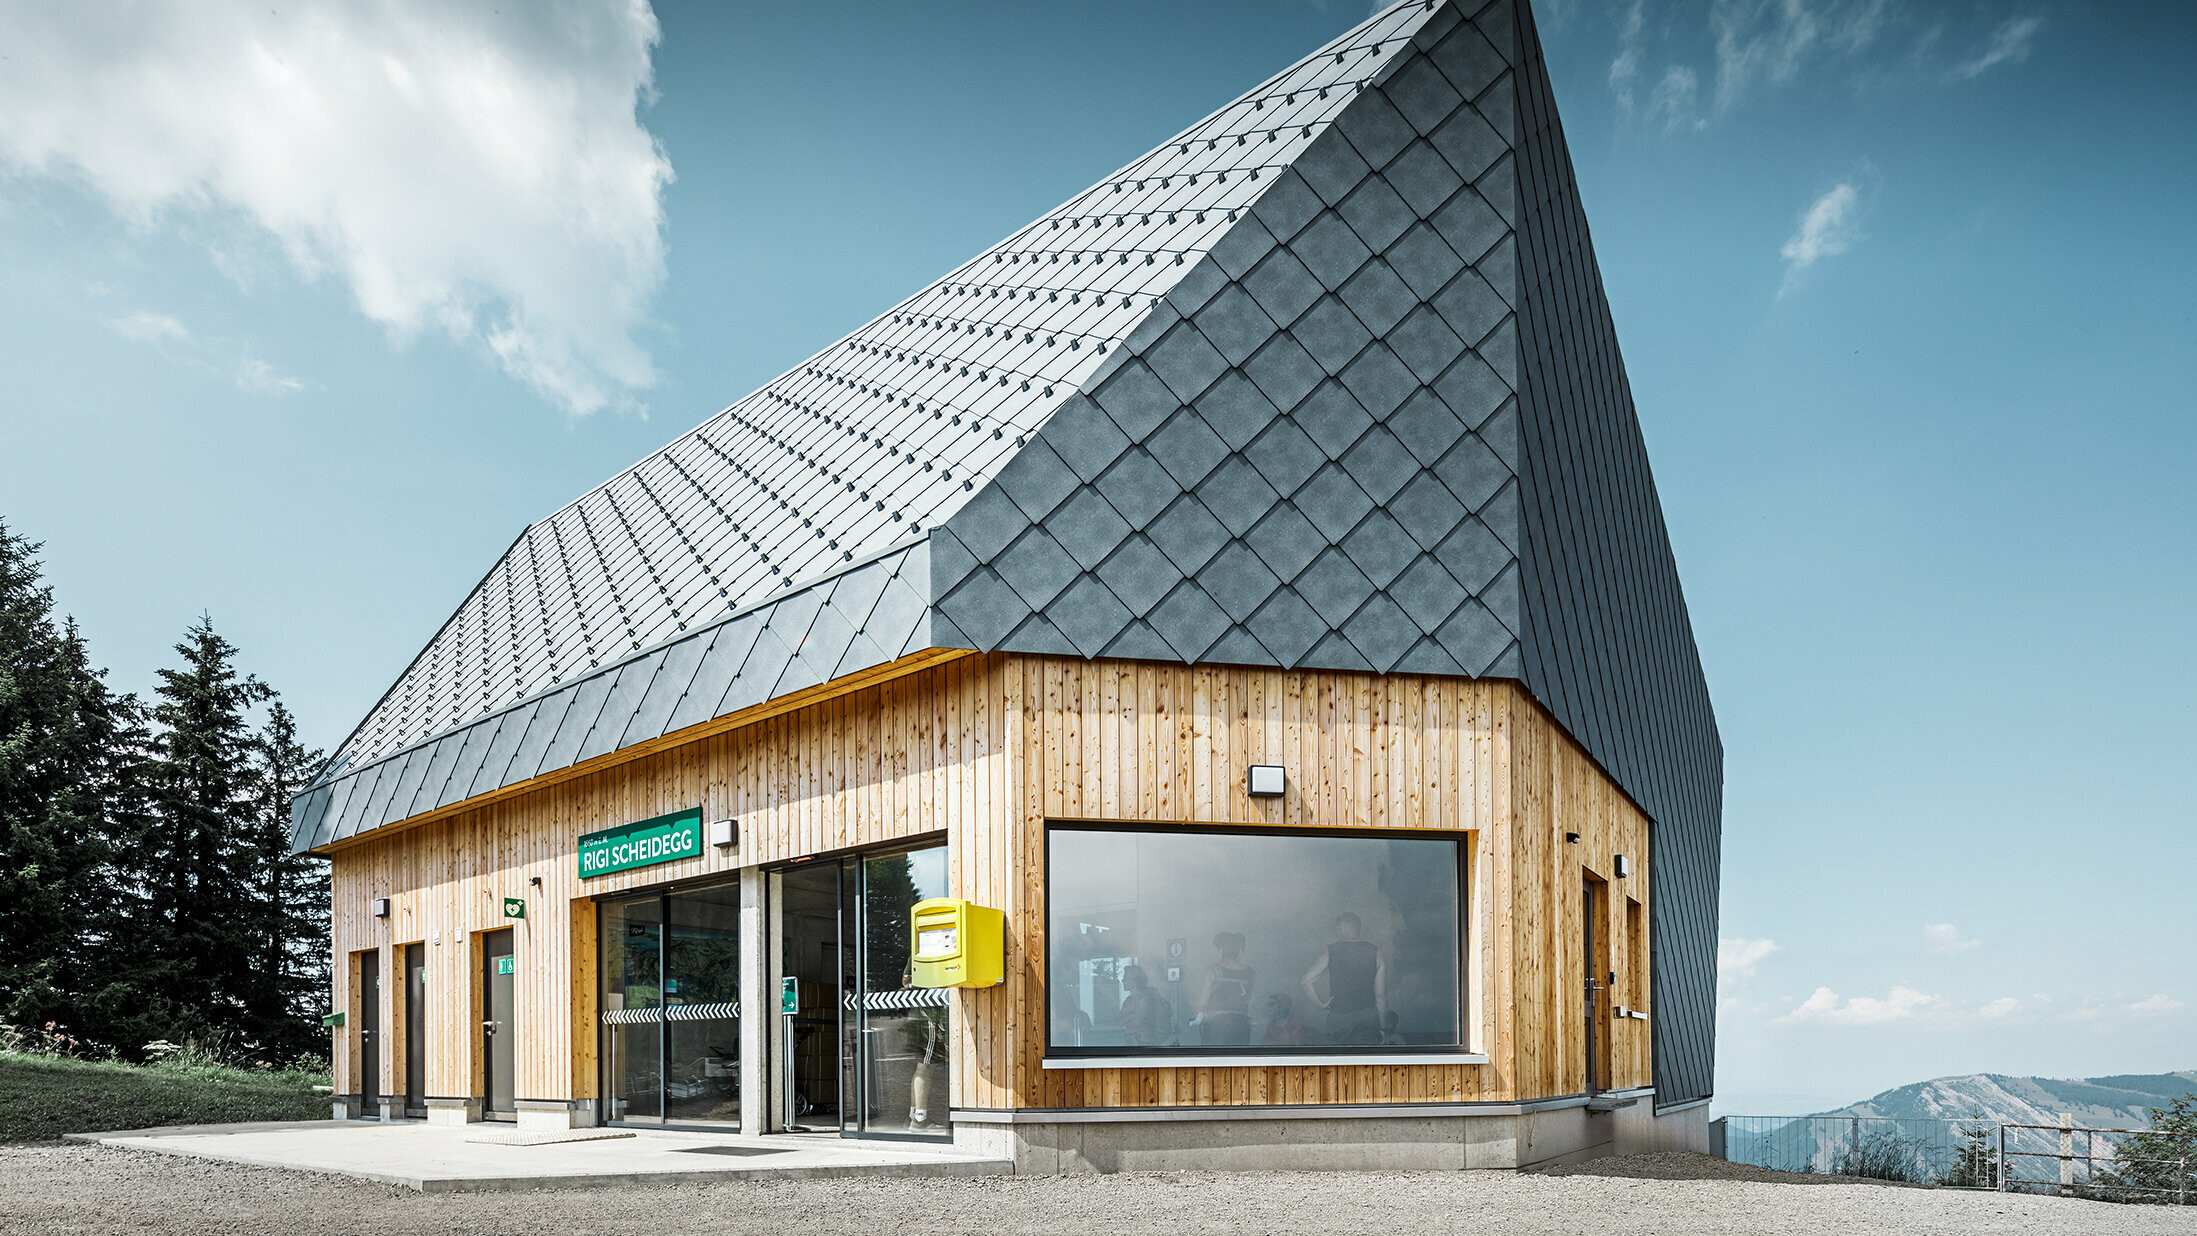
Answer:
359 950 381 1115
483 930 516 1118
404 942 427 1117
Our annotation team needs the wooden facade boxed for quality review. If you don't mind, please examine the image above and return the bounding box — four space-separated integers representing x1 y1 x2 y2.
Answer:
327 653 1652 1114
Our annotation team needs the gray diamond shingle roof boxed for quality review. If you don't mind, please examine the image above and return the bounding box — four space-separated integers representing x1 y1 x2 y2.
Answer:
319 0 1448 781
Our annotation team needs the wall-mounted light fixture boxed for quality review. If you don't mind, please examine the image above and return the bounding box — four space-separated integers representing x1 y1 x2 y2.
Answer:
1246 765 1285 798
1613 854 1630 878
372 897 390 919
709 818 738 849
528 876 543 888
1565 832 1580 845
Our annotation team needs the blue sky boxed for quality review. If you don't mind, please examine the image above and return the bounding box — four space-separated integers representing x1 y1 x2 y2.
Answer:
1 0 2190 1114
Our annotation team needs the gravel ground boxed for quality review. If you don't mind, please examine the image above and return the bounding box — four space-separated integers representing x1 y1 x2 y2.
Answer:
5 1143 2191 1236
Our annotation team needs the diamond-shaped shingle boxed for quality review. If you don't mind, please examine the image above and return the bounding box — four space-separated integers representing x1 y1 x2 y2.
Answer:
1244 417 1327 496
1194 285 1281 367
1339 259 1418 337
1095 535 1184 614
1198 542 1284 622
1195 457 1283 537
1151 409 1231 488
1146 496 1232 574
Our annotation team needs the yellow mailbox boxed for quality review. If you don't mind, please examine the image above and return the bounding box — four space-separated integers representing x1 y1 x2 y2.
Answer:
910 897 1004 988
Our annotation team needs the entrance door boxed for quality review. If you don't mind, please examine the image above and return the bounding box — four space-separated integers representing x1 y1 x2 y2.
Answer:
404 942 427 1117
772 845 950 1140
599 882 743 1128
1582 873 1612 1094
482 929 516 1119
358 949 381 1116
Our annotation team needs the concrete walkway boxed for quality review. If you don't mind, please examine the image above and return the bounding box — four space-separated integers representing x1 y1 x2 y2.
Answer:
68 1120 1012 1192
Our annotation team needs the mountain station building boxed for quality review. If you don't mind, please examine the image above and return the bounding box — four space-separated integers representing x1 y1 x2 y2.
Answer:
294 0 1722 1172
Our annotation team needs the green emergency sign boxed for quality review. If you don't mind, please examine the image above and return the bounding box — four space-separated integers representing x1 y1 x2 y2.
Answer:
577 807 703 878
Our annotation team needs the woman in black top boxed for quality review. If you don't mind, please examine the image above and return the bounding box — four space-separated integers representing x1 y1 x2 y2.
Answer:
1302 912 1386 1045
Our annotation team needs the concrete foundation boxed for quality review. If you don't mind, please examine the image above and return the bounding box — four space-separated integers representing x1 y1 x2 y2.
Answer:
951 1094 1709 1174
424 1098 483 1127
515 1099 595 1132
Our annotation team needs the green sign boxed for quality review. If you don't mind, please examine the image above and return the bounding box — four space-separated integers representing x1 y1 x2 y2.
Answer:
502 897 525 919
322 1011 345 1028
496 956 516 976
577 807 703 878
780 976 798 1016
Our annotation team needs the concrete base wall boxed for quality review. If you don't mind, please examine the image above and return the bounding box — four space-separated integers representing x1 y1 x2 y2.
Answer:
425 1098 483 1127
515 1100 596 1132
953 1100 1709 1174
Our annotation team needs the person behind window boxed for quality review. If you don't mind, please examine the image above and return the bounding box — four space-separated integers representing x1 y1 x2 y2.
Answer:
1261 991 1308 1046
1195 932 1256 1046
1117 963 1173 1047
1302 912 1386 1045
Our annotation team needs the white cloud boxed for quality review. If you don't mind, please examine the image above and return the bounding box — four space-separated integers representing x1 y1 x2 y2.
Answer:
0 1 671 417
1710 0 1825 112
1922 922 1981 956
104 305 303 397
1719 936 1783 984
1779 180 1865 295
1956 15 2043 80
108 310 192 344
1976 996 2022 1021
1609 0 1649 109
1774 984 1941 1027
2126 994 2185 1017
234 356 305 396
1648 66 1704 133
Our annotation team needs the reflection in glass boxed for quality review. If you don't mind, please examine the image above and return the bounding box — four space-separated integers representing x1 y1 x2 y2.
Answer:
664 884 742 1124
853 848 950 1136
602 894 663 1122
1047 828 1463 1055
600 882 743 1127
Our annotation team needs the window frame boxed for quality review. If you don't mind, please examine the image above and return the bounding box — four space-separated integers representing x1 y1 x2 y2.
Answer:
1040 818 1479 1065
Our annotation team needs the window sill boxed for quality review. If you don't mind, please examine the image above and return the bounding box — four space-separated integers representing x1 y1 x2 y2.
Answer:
1042 1052 1490 1070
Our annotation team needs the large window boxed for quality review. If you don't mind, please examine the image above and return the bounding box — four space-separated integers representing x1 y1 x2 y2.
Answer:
1046 825 1466 1057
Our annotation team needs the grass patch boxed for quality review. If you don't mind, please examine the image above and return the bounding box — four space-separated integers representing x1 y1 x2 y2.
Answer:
0 1052 330 1142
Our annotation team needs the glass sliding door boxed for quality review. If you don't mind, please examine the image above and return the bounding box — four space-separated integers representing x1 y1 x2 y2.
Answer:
771 844 951 1141
849 848 950 1138
601 893 664 1123
599 881 742 1129
663 884 743 1123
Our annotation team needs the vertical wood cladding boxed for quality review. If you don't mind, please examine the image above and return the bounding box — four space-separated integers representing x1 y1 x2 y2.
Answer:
329 654 1652 1111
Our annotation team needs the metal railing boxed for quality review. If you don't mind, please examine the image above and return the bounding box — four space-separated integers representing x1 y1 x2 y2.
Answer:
1712 1114 2195 1203
1999 1119 2194 1204
1713 1115 1986 1183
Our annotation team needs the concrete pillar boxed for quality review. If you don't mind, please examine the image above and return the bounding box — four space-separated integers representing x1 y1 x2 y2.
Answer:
739 866 767 1135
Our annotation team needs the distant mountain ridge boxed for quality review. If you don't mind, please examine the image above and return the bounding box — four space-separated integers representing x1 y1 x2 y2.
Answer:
1815 1070 2197 1129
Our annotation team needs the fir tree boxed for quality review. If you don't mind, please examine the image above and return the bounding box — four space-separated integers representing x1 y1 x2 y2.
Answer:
126 615 271 1050
241 700 328 1060
0 520 135 1035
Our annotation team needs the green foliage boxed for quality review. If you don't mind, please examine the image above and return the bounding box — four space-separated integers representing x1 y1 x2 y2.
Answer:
1939 1110 2000 1188
1831 1129 1932 1183
0 515 329 1066
0 1050 329 1142
2099 1092 2197 1204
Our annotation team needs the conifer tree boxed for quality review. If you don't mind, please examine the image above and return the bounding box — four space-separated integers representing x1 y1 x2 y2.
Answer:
241 700 328 1060
127 615 271 1048
0 520 134 1034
